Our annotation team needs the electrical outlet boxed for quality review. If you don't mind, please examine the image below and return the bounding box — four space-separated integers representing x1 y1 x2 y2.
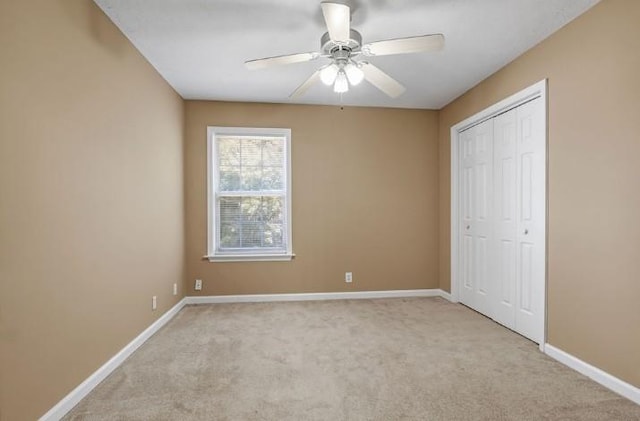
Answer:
195 279 202 291
345 272 353 283
173 283 178 295
152 296 157 310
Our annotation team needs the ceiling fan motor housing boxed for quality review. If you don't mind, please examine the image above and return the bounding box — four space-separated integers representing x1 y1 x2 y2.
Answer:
321 29 363 60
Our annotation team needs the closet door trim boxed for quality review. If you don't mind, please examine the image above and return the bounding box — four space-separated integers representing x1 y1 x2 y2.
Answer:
450 79 547 351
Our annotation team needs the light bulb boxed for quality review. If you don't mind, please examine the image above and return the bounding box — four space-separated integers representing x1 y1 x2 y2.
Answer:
345 63 364 85
333 70 349 93
320 64 339 86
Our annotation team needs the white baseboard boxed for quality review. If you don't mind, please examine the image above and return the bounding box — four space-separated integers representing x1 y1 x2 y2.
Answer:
185 288 451 304
39 298 187 421
545 344 640 405
438 289 453 302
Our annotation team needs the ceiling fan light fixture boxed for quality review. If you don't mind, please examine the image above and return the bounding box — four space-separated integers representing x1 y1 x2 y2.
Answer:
344 63 364 86
320 64 339 85
333 70 349 93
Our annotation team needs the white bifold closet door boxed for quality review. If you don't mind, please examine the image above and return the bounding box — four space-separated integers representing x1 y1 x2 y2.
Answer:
459 97 545 344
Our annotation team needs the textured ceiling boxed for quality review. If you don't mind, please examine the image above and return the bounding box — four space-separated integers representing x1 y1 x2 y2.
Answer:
94 0 599 109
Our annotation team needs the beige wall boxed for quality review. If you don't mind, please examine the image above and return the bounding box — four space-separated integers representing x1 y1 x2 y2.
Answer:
0 1 185 419
185 101 439 295
438 0 640 387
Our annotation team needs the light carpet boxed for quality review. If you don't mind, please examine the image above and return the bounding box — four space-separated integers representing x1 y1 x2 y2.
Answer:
64 297 640 420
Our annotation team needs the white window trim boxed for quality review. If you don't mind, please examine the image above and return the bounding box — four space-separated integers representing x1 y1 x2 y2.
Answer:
206 126 294 262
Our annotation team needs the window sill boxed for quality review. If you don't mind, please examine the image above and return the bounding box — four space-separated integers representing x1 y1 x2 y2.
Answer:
204 253 295 263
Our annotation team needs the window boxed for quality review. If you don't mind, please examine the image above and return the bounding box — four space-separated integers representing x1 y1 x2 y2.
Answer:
207 127 293 262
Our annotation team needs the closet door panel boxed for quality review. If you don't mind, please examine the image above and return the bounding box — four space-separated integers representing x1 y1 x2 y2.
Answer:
459 119 494 316
460 129 476 307
492 108 518 329
473 120 493 316
514 97 545 343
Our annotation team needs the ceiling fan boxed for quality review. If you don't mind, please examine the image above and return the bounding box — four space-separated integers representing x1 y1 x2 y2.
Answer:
244 2 444 99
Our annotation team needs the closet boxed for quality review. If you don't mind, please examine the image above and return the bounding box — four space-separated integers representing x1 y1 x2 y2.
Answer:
457 95 545 344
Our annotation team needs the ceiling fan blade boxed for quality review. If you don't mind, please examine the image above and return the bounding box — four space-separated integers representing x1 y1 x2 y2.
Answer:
289 70 321 99
321 2 350 42
360 62 406 98
363 34 444 56
245 52 319 70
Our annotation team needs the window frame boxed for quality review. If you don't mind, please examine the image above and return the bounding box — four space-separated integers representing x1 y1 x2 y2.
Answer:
206 126 293 262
